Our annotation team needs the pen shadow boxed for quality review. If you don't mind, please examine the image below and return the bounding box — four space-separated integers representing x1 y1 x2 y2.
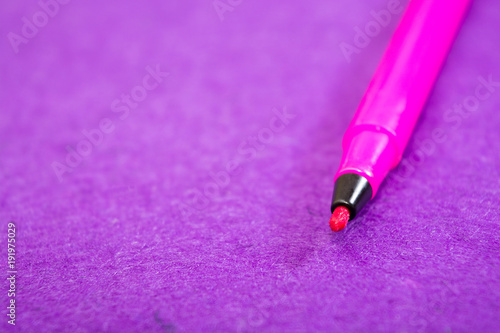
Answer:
272 55 385 270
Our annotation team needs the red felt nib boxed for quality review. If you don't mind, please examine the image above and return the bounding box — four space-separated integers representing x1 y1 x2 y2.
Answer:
329 206 350 232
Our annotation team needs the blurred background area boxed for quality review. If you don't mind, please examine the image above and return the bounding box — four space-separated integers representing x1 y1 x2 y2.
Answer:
0 0 407 197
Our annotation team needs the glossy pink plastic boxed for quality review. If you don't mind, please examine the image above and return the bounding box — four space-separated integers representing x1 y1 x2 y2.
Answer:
335 0 471 196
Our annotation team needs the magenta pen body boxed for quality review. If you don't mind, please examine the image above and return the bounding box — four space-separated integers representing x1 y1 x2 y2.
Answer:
331 0 472 223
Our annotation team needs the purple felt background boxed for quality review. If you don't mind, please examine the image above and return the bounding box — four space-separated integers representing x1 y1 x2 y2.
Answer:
1 0 499 332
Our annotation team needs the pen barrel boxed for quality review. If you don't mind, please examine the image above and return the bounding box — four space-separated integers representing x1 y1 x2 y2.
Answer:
336 0 471 195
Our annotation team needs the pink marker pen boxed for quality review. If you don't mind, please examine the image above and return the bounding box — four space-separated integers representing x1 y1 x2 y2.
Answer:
329 0 472 231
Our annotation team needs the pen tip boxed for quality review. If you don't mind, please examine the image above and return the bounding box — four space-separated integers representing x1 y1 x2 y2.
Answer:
329 206 350 232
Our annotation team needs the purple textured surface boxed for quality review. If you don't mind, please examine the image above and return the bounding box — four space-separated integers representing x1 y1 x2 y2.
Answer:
1 0 499 332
